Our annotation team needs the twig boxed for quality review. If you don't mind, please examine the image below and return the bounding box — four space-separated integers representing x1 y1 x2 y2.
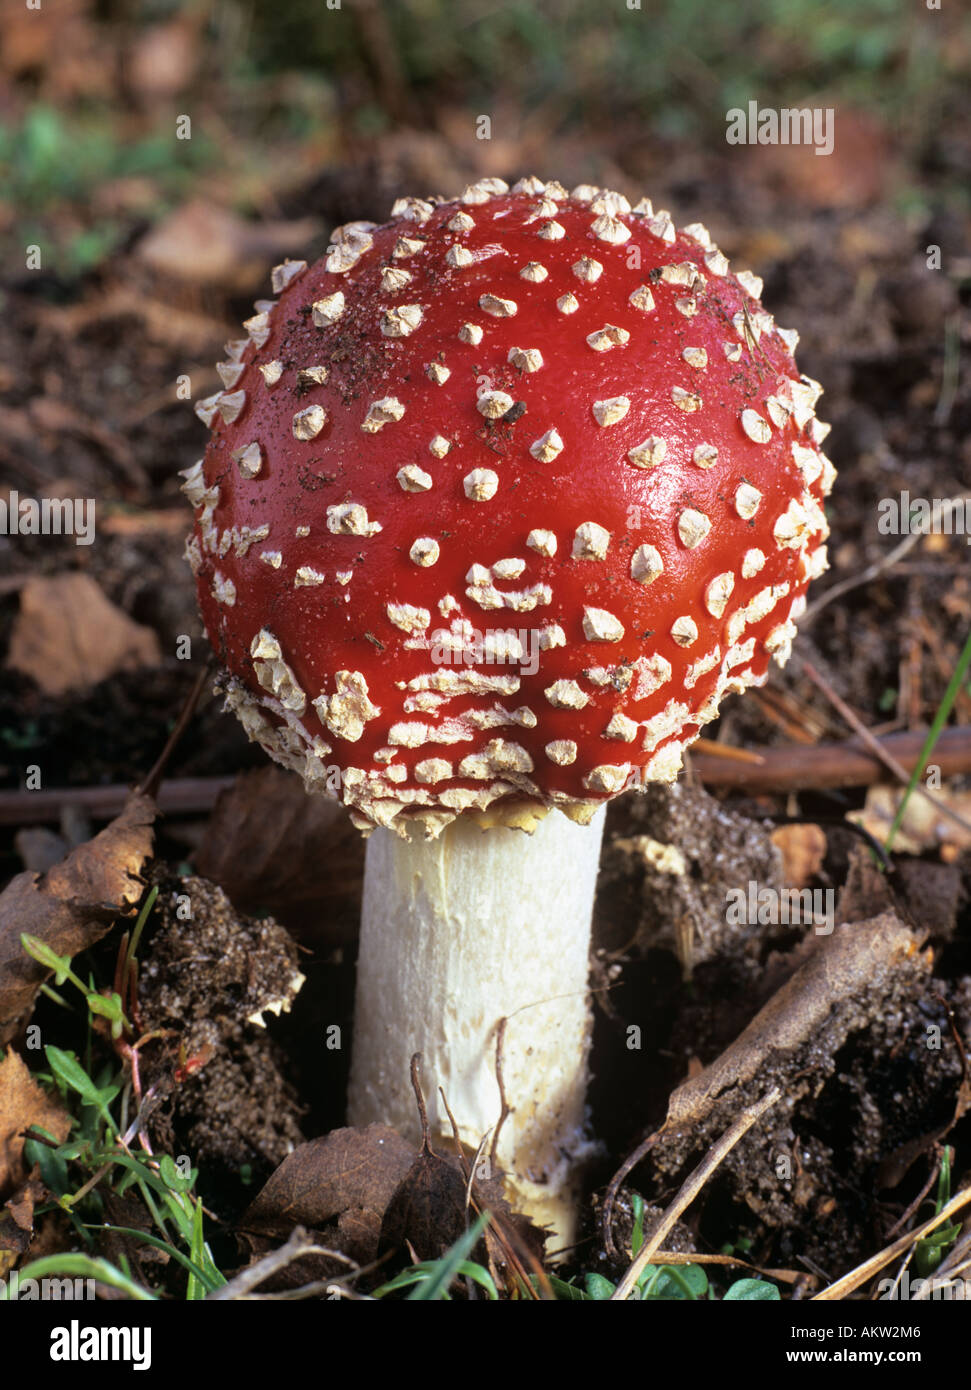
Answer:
489 1017 512 1174
611 1088 782 1300
800 659 971 838
207 1226 358 1300
690 725 971 792
801 530 926 623
799 495 971 625
136 662 212 800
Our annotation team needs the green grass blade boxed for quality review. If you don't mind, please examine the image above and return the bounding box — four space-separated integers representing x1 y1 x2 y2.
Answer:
885 627 971 851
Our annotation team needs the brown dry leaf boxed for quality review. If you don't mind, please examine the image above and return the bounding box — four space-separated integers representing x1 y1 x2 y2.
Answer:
195 768 365 945
0 791 155 1043
240 1125 417 1273
6 573 161 696
135 201 322 293
771 823 827 887
851 784 971 856
127 17 200 100
0 1050 71 1196
377 1142 470 1265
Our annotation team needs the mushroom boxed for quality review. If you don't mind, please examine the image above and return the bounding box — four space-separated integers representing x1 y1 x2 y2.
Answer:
183 178 834 1245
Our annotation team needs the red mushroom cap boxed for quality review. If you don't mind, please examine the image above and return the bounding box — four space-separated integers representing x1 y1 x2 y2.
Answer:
185 177 834 835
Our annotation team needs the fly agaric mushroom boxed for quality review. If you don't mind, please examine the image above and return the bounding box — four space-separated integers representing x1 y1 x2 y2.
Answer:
183 177 833 1244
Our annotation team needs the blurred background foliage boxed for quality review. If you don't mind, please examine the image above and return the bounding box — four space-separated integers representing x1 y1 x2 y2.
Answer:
0 0 967 275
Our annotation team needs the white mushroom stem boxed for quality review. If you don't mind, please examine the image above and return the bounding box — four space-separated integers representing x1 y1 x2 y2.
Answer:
347 805 607 1248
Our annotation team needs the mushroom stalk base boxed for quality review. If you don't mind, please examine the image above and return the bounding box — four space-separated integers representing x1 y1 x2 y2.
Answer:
347 805 607 1249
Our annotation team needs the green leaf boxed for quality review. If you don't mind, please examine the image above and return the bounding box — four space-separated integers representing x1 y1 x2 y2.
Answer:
407 1213 492 1300
886 627 971 850
85 1225 220 1295
44 1046 117 1134
11 1253 156 1301
584 1272 617 1299
21 934 75 986
724 1278 780 1301
541 1274 593 1300
639 1262 708 1300
159 1154 195 1193
630 1190 645 1256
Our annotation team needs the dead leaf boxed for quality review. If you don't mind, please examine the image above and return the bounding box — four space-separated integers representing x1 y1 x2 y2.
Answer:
851 784 971 856
135 201 322 293
195 768 364 945
127 17 200 101
0 1050 71 1196
240 1125 418 1274
377 1142 470 1265
0 791 155 1043
6 573 161 696
771 823 828 887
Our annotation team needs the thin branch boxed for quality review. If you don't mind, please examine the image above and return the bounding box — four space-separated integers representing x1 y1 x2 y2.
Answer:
812 1186 971 1300
800 659 971 837
611 1088 782 1300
